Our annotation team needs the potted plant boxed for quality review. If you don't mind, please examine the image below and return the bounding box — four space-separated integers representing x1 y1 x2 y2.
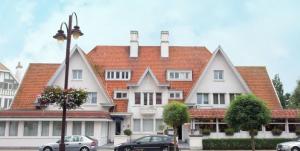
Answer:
123 129 132 142
295 128 300 136
272 128 282 136
225 128 235 136
202 128 211 136
249 129 258 136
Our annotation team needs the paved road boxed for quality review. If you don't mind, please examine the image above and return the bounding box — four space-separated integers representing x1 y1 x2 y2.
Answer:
0 149 276 151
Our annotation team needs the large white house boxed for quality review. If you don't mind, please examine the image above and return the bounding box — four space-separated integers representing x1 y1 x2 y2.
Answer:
0 31 298 148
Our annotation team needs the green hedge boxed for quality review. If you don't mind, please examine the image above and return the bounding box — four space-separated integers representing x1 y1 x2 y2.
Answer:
203 138 293 150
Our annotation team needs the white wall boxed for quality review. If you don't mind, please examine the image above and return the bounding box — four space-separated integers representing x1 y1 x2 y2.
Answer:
48 50 109 111
189 51 247 108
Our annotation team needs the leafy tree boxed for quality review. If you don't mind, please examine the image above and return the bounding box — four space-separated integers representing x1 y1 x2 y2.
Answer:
163 101 189 151
290 80 300 107
225 94 271 151
38 86 88 109
272 74 286 108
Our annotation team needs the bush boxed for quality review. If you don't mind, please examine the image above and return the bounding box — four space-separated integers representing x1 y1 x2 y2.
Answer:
272 128 282 136
123 129 132 136
249 129 258 136
202 128 211 136
203 138 292 150
225 128 235 136
295 129 300 136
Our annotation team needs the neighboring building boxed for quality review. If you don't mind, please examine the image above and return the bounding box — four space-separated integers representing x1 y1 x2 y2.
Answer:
0 31 298 148
0 63 20 110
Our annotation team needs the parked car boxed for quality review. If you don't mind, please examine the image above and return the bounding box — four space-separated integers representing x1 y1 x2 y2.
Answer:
114 135 179 151
277 138 300 151
39 135 98 151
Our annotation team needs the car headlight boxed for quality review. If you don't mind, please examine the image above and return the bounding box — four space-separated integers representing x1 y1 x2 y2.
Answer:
280 145 289 149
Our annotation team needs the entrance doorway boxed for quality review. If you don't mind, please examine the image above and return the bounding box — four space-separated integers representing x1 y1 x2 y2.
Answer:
115 120 121 135
177 126 182 140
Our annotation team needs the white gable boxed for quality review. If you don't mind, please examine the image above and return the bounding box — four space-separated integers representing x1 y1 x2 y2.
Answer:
47 45 113 111
186 46 251 106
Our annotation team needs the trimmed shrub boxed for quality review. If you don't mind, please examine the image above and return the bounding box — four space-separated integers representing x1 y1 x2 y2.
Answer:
202 128 211 136
123 129 132 136
272 128 282 136
249 129 258 136
203 138 292 150
295 129 300 136
225 128 235 136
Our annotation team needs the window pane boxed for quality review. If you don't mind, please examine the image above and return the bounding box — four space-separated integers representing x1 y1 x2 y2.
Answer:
203 94 209 104
220 94 225 104
78 70 82 79
155 119 164 131
52 121 61 136
143 119 153 132
144 93 148 105
116 72 120 79
107 72 111 79
72 70 77 79
175 93 180 98
213 94 218 104
133 119 141 132
197 93 202 104
111 72 114 78
214 71 219 79
122 72 125 79
0 122 5 136
151 136 163 142
41 121 49 136
72 121 82 135
170 72 174 79
92 92 97 104
149 93 153 105
9 121 18 136
230 94 235 102
175 73 179 79
170 93 174 98
116 93 122 98
219 71 223 79
85 121 94 136
24 121 38 136
135 93 141 104
156 93 162 104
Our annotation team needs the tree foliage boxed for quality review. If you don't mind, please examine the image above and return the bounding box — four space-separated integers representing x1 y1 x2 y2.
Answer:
38 86 88 110
289 80 300 108
225 94 271 151
163 101 189 151
272 74 286 108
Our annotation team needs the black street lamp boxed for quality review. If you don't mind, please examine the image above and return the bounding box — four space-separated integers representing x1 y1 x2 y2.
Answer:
53 12 83 151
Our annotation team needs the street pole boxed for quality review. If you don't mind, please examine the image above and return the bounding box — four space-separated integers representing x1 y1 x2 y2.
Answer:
59 15 72 151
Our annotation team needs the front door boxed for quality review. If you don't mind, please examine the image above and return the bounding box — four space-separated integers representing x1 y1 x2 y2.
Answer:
177 126 182 141
115 120 121 135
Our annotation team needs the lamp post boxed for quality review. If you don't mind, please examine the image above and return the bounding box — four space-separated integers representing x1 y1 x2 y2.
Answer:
53 12 83 151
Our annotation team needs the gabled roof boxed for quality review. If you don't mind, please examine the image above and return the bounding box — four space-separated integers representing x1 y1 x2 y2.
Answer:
127 67 169 87
11 63 59 110
186 46 251 102
0 62 9 71
236 66 282 109
47 45 113 106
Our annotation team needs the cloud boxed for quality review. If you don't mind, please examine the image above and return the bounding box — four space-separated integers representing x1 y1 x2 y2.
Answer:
15 0 36 26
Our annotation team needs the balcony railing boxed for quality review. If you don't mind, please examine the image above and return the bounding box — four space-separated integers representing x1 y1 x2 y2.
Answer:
0 89 16 96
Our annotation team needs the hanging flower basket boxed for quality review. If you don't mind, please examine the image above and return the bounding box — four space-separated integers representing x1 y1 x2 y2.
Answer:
38 86 88 110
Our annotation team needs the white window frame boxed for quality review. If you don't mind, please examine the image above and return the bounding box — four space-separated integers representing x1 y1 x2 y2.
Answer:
213 93 226 105
114 90 128 99
213 70 224 81
197 93 209 105
167 70 192 81
105 70 131 81
85 92 97 105
169 91 183 99
72 69 83 80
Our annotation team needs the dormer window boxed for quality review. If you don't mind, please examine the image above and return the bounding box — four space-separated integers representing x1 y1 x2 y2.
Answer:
169 91 183 99
214 70 224 80
114 91 128 99
72 70 82 80
167 70 192 81
105 70 131 81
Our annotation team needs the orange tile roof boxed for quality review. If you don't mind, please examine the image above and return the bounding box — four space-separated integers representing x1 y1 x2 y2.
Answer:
87 46 212 112
236 66 281 110
189 109 299 118
11 63 60 110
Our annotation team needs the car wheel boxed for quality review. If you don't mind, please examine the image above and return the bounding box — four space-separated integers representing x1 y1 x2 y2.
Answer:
80 146 89 151
161 146 168 151
43 147 52 151
124 146 132 151
292 147 300 151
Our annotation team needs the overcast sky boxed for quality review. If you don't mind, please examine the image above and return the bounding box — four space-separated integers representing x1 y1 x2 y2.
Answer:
0 0 299 93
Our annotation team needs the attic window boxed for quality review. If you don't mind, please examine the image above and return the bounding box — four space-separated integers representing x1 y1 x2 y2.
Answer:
167 70 192 81
72 70 82 80
114 91 128 99
214 70 224 81
105 70 131 81
169 91 183 99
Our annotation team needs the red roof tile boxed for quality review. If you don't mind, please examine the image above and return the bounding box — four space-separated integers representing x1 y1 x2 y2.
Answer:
236 66 281 109
11 63 59 110
189 109 299 119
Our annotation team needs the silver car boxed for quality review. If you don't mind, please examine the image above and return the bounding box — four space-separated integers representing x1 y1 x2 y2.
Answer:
39 135 98 151
277 138 300 151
